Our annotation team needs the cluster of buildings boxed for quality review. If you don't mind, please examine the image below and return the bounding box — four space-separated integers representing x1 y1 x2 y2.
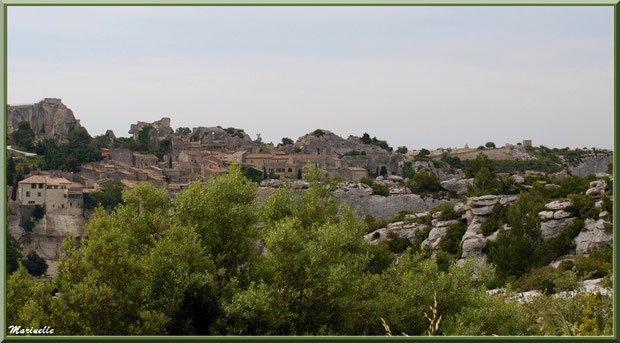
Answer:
16 126 370 212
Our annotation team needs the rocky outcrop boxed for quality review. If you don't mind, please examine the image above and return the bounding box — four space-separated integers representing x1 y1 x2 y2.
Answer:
365 221 429 246
568 153 613 176
7 98 82 143
440 178 473 195
334 183 451 220
189 126 254 151
8 213 87 277
505 144 536 161
538 200 576 240
459 195 518 257
295 130 404 175
130 117 174 143
574 219 613 254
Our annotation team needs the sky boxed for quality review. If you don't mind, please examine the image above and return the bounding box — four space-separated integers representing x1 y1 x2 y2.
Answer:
7 6 614 150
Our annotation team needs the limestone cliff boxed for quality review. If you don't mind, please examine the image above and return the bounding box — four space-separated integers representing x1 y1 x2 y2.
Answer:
7 98 83 144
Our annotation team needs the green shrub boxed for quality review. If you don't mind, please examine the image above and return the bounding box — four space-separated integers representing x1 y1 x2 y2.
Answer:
573 247 612 279
388 238 412 254
410 170 440 194
371 183 389 197
22 252 48 277
533 219 583 267
360 177 373 187
368 241 395 274
480 204 507 236
439 222 467 256
567 194 598 219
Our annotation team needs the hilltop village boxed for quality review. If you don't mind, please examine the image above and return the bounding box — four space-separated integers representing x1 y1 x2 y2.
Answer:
5 98 615 280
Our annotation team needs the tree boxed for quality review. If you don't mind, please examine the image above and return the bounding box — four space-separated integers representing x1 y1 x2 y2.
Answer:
36 139 63 170
280 137 294 146
7 157 16 185
477 145 486 150
485 142 496 149
361 133 372 144
396 146 408 154
13 121 36 151
418 148 430 157
22 252 48 277
255 133 263 145
83 180 125 210
176 127 191 136
465 153 495 178
7 234 22 274
410 170 441 194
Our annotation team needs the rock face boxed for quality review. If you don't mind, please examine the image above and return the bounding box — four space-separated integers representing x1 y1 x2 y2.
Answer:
295 129 404 175
574 219 613 254
8 213 87 277
334 185 451 220
130 117 174 143
365 222 428 246
568 153 613 176
538 200 577 240
7 98 82 143
188 126 255 151
459 195 519 258
440 178 473 195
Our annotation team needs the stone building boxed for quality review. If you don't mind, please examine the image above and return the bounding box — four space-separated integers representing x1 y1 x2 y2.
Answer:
17 175 82 213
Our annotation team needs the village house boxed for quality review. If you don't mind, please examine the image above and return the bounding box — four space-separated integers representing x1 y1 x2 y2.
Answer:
17 175 83 214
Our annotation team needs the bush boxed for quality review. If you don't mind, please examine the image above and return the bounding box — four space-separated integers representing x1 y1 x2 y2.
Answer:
480 204 506 236
388 237 412 254
573 246 612 279
485 142 496 149
439 222 467 256
84 180 124 210
371 183 389 197
464 153 495 178
364 214 387 233
477 145 486 150
22 252 48 277
360 177 373 187
311 129 325 137
410 170 440 194
533 219 583 267
567 194 598 219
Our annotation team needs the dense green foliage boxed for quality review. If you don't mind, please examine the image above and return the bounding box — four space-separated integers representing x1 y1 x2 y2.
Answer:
175 127 191 136
11 121 36 151
6 165 613 336
83 181 125 210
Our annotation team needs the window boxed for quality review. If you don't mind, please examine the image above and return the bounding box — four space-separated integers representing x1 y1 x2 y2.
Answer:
26 191 30 197
37 192 41 197
38 184 43 189
64 194 67 198
31 184 36 189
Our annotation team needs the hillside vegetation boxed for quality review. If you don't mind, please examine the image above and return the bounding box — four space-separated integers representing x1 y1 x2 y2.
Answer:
7 165 613 336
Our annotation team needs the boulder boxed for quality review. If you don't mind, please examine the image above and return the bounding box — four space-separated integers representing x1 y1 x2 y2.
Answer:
538 210 555 221
421 226 449 251
545 200 572 211
440 178 473 195
574 219 612 254
470 205 495 216
467 195 499 207
540 217 576 240
553 210 572 219
461 234 486 257
387 175 404 182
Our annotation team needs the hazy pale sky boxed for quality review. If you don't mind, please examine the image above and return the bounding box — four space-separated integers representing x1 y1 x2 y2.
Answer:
8 6 614 149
